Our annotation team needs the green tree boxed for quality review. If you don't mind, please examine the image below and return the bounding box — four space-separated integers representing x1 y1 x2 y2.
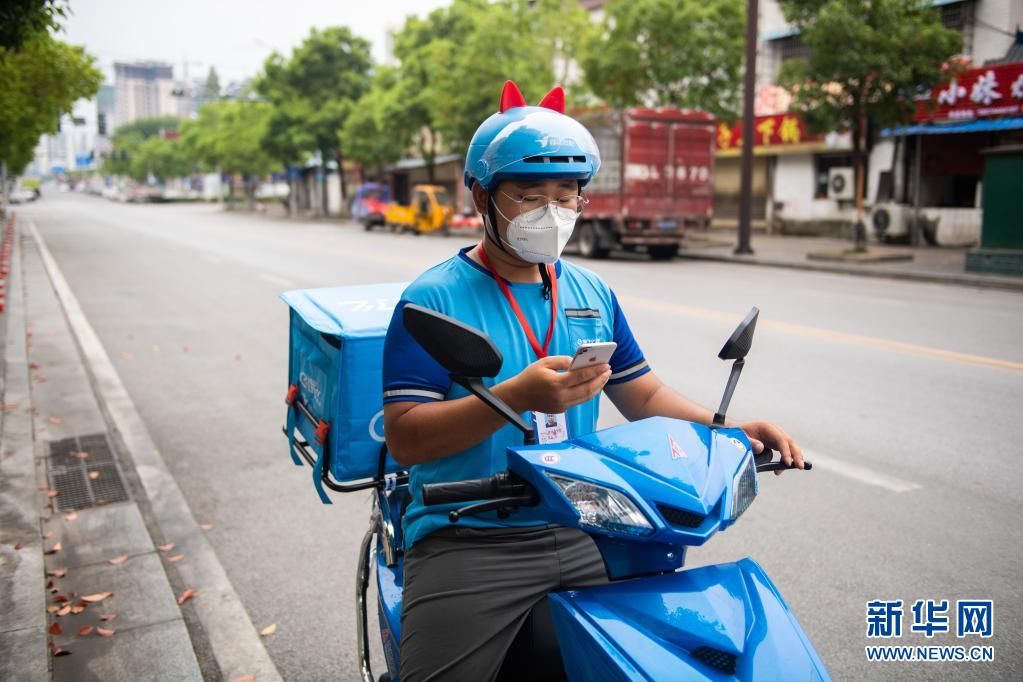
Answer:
778 0 962 248
202 66 221 101
386 0 589 173
0 0 67 51
341 67 409 181
256 26 372 215
103 116 182 176
179 100 275 207
0 31 101 178
580 0 744 119
129 135 192 183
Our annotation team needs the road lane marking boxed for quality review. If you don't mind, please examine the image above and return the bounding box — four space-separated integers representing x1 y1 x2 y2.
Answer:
258 272 296 288
27 219 283 682
617 294 1023 373
800 448 922 493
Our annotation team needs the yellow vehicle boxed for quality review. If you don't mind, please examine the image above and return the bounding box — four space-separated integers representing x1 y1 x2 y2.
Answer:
383 184 454 234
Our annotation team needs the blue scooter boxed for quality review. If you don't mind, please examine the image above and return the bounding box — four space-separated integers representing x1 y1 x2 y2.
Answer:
353 304 829 681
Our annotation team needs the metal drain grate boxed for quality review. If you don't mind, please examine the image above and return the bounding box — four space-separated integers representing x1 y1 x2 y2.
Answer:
47 433 129 511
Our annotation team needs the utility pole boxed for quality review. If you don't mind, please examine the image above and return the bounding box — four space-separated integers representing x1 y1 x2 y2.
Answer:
736 0 759 255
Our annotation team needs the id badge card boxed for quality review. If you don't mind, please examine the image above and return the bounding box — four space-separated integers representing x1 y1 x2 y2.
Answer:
532 411 568 444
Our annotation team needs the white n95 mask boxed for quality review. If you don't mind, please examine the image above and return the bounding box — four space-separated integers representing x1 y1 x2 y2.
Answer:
493 202 578 264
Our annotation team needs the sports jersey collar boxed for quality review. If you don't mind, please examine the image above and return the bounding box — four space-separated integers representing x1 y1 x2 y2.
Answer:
457 245 563 286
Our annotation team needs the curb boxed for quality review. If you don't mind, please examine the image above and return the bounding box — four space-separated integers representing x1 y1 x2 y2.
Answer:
26 219 282 682
0 210 49 682
675 251 1023 292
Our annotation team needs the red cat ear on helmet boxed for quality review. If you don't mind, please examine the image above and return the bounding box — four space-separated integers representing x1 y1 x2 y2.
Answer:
537 86 565 114
499 80 527 113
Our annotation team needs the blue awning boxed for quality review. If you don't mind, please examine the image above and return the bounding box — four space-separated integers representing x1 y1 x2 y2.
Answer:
882 116 1023 137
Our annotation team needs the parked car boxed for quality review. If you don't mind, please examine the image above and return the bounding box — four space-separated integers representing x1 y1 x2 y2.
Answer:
352 182 391 230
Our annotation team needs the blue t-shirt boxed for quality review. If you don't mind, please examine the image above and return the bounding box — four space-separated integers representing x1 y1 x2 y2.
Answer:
383 246 650 548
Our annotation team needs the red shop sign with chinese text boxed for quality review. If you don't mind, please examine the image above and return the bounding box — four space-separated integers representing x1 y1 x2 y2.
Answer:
715 113 823 150
914 61 1023 122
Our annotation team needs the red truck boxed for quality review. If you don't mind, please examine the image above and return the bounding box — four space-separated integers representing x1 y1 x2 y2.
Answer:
573 107 716 260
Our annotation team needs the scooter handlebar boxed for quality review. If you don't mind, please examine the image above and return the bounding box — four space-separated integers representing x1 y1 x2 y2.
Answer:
755 447 812 472
423 473 513 505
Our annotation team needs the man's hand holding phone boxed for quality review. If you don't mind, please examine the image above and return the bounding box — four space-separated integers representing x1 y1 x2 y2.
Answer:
502 353 611 414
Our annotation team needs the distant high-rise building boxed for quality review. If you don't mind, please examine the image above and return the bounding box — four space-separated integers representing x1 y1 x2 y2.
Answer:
113 61 186 128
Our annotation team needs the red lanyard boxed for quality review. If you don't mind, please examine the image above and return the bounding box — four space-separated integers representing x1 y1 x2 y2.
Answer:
477 246 558 359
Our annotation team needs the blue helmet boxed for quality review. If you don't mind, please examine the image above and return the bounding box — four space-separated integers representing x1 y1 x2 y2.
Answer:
464 81 601 191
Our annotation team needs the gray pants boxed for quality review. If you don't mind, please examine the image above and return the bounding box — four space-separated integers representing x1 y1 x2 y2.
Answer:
399 524 609 682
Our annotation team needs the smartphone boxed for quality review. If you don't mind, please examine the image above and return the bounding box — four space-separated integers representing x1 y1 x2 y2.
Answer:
569 341 617 370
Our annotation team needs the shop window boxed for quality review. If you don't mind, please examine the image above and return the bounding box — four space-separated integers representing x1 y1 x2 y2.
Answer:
778 35 812 64
813 154 854 199
940 0 975 56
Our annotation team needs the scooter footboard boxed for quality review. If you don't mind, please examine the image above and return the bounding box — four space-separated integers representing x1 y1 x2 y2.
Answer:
548 558 829 681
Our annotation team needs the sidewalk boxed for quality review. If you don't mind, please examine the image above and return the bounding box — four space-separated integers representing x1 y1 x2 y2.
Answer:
0 212 279 681
680 232 1023 291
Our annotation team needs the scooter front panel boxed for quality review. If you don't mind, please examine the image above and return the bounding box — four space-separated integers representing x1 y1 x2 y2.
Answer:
548 558 829 681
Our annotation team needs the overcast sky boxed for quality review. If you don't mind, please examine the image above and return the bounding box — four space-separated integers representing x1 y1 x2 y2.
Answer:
62 0 453 84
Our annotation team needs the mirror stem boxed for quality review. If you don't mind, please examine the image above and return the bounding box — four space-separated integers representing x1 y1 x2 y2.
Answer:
452 375 536 443
712 358 744 428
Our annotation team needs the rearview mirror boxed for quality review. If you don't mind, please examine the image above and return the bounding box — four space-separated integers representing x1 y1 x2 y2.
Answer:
403 303 503 378
718 307 760 361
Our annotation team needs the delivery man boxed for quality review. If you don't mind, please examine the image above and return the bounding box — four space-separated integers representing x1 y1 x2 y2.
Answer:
382 80 805 681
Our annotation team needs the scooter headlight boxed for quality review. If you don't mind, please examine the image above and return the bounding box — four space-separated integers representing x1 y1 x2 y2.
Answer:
730 452 758 522
548 474 654 537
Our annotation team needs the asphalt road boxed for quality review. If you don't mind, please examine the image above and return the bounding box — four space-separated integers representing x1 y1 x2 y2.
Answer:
20 193 1023 681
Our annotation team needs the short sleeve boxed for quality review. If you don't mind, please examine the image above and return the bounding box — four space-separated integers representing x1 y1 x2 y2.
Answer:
607 289 650 385
382 300 452 403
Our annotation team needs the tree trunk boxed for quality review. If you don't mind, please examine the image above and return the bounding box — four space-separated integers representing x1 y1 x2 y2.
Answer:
426 130 437 184
318 153 328 217
334 148 348 217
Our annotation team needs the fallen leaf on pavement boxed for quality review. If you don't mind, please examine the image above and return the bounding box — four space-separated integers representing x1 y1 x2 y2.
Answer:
14 543 23 550
199 523 213 530
56 605 71 617
34 374 48 383
48 416 63 425
52 647 72 657
81 592 113 603
45 542 61 554
42 531 53 540
230 676 256 682
177 587 197 605
88 471 100 480
47 569 67 578
181 345 189 353
168 554 184 562
107 555 128 565
70 450 89 459
47 605 60 614
47 490 59 498
48 623 62 635
53 594 69 603
157 543 175 552
235 354 241 361
28 362 38 369
70 603 86 615
64 512 78 521
98 613 116 622
260 623 277 637
96 627 115 637
78 625 94 637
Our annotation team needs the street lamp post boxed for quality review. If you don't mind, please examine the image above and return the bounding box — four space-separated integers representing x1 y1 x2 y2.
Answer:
736 0 759 255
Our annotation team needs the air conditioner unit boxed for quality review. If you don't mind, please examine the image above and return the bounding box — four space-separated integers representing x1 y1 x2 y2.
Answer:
827 167 855 201
870 202 910 242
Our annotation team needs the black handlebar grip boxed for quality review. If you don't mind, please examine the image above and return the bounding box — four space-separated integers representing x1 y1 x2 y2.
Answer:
422 477 498 505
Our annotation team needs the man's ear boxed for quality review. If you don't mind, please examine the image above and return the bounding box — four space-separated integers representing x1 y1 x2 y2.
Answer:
471 182 489 215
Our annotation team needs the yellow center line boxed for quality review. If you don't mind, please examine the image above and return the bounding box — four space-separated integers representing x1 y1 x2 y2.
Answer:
617 294 1023 373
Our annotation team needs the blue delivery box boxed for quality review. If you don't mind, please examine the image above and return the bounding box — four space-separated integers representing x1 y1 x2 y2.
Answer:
280 282 409 502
